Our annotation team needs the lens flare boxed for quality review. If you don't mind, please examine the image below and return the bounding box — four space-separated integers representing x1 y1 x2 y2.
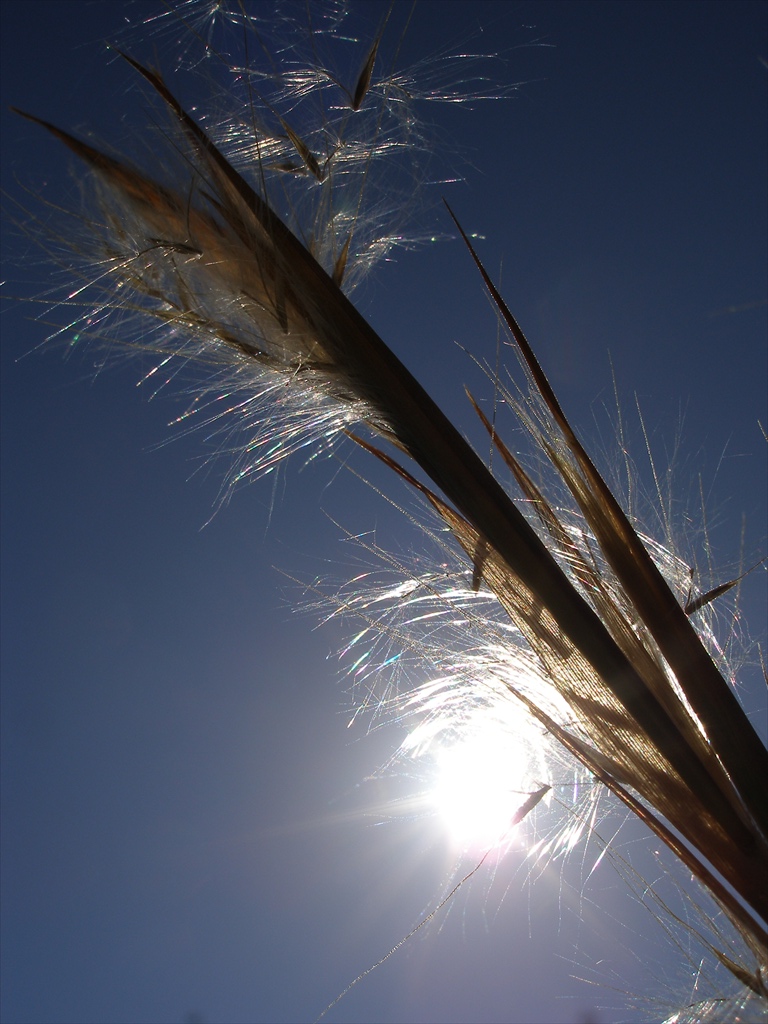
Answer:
410 706 549 853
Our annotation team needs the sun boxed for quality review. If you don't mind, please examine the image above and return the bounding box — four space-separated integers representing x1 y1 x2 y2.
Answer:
425 710 550 853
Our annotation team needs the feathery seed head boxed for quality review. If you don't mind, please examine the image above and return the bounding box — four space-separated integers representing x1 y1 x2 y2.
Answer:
10 0 767 1015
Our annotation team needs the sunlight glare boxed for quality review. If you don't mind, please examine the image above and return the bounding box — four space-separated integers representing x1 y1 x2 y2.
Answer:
429 712 547 852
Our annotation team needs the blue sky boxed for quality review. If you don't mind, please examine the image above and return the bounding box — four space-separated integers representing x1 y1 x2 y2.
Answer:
2 2 766 1023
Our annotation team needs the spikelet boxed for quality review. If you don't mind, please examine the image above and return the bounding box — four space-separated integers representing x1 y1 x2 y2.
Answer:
12 1 512 496
10 0 767 1017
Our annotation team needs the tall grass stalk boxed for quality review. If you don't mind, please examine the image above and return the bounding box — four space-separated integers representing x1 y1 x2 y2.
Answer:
4 1 767 1020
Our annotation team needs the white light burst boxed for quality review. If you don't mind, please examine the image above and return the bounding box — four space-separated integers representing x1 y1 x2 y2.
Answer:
426 711 546 851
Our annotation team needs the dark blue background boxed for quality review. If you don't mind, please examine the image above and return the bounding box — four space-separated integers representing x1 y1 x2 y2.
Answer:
2 2 766 1022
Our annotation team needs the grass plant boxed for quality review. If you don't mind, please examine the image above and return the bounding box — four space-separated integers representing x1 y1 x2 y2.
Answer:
6 2 767 1020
